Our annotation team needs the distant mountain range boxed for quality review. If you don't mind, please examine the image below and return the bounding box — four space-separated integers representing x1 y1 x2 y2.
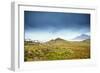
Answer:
25 34 90 43
72 34 90 41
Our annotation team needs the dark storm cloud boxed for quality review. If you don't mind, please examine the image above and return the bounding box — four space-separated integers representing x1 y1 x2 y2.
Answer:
24 11 90 32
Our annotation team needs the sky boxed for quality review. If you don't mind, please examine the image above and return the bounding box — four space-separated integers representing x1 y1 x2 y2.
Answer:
24 11 90 42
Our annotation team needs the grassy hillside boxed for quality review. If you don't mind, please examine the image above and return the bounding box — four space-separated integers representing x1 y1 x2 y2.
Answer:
24 38 90 61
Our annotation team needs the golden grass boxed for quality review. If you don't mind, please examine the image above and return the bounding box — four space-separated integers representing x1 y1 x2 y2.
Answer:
24 40 90 61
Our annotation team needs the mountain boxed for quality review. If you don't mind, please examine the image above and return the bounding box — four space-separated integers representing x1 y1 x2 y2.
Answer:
46 37 69 44
72 34 90 41
54 38 66 41
51 38 69 42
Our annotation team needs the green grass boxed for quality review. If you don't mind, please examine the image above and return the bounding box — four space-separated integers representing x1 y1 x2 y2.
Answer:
24 39 90 61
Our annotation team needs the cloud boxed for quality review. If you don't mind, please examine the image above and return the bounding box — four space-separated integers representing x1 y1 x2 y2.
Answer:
24 11 90 31
24 11 90 41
